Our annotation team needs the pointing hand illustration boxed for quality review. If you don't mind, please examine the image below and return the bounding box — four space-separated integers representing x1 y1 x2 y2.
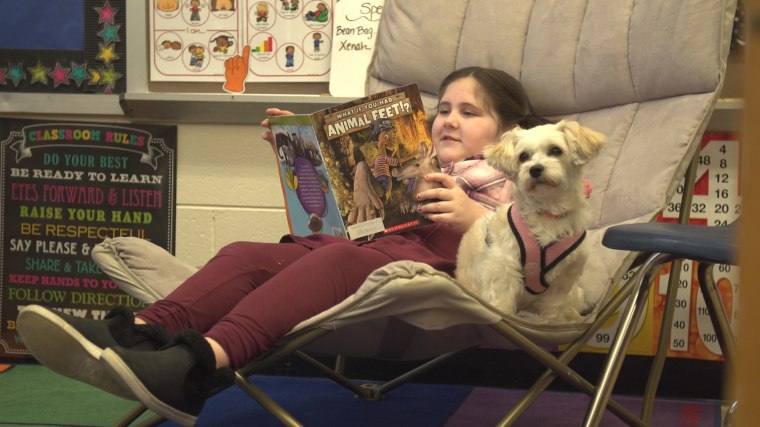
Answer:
223 44 251 94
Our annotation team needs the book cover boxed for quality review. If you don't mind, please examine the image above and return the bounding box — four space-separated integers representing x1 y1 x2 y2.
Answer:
269 83 438 241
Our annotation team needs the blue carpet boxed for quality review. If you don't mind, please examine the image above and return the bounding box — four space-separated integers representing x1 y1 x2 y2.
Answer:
157 375 722 427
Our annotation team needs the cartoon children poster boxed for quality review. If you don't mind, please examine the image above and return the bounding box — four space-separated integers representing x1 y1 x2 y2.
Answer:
150 0 333 82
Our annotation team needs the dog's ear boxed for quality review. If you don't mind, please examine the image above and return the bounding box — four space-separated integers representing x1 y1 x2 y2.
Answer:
557 120 607 165
484 129 519 178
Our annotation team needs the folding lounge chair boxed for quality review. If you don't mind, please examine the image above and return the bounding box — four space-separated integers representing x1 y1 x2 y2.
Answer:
89 0 737 425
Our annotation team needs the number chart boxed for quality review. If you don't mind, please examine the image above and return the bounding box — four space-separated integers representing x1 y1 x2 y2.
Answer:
583 133 741 360
654 132 740 360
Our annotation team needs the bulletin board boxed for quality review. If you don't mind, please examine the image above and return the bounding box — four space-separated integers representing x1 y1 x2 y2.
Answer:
0 0 126 94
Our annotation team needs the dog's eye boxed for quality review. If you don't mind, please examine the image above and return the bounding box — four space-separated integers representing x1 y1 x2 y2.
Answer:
518 152 529 163
549 146 563 157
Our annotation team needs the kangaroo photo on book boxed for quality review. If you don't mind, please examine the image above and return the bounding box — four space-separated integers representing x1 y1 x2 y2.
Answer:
269 83 439 241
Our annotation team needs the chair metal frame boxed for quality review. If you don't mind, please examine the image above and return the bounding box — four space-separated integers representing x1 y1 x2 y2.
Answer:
585 255 737 426
584 152 737 425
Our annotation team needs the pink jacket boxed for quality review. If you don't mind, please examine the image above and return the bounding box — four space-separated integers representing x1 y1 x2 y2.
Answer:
443 158 512 210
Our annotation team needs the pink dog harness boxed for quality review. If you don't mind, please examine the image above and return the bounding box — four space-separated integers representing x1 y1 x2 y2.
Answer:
505 204 586 295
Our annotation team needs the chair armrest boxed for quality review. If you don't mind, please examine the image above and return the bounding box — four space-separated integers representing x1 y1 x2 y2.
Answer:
91 237 198 303
602 222 738 265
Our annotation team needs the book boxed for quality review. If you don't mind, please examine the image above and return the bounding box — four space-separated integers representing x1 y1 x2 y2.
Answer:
269 83 439 241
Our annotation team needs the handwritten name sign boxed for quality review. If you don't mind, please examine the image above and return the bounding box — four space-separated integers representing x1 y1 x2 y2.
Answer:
329 0 385 97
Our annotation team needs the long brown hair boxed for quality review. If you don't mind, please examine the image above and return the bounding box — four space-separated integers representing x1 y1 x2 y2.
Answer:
435 66 548 130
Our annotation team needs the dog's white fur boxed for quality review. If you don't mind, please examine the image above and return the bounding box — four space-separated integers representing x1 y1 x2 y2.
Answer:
455 120 607 322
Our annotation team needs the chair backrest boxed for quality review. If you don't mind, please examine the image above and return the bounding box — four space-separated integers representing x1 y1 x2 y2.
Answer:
368 0 735 229
366 0 736 309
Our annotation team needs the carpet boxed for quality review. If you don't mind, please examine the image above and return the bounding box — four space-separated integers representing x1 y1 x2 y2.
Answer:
179 376 722 427
0 364 148 426
0 364 722 427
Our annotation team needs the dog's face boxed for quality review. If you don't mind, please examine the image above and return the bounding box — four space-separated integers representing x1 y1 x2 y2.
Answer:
484 120 606 196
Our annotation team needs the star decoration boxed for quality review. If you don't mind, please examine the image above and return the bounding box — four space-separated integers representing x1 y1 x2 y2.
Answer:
99 65 122 89
89 68 102 85
96 43 119 66
48 62 71 87
6 63 25 87
0 68 6 85
28 60 50 85
69 62 90 87
98 22 121 45
95 1 118 24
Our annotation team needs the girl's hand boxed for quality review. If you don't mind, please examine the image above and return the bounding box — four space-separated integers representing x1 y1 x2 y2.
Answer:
416 173 487 233
261 108 294 150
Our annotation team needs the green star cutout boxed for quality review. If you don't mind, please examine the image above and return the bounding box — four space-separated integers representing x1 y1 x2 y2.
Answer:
69 62 90 87
27 60 50 85
99 65 122 89
98 22 121 45
6 63 25 86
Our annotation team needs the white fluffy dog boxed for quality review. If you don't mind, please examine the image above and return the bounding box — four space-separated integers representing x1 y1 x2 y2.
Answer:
456 120 607 322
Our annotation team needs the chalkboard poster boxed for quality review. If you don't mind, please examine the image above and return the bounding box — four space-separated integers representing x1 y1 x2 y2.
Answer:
0 119 177 359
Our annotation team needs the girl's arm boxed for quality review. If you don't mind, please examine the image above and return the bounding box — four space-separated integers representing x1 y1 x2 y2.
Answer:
416 173 488 233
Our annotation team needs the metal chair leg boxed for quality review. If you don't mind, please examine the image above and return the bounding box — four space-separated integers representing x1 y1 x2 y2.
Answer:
723 400 738 427
112 403 150 427
697 263 736 366
497 271 646 426
697 262 738 426
582 252 673 427
640 259 685 422
235 371 304 427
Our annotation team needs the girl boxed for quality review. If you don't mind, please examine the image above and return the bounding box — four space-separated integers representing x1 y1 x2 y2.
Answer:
18 67 545 426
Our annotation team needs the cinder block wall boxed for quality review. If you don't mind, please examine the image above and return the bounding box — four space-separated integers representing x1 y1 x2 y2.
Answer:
174 123 291 267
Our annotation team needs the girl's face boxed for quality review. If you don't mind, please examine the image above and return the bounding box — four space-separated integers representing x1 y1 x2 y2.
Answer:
431 76 503 165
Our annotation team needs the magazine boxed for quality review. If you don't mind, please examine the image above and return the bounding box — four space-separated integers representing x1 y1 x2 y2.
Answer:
269 83 439 241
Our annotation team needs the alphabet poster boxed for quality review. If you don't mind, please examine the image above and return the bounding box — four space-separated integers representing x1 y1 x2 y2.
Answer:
150 0 334 82
0 119 177 359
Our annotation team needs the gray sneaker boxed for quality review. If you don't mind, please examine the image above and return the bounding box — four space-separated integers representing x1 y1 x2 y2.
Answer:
17 304 168 399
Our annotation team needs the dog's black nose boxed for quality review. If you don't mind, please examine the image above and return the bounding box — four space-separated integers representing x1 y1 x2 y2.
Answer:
529 165 544 178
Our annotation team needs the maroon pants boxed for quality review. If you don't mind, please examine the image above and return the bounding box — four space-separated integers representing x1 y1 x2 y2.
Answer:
136 239 395 369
